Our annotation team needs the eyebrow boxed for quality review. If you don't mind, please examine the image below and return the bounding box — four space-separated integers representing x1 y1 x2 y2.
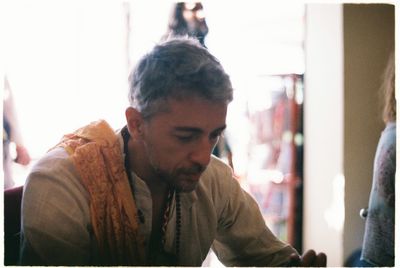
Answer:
173 125 227 134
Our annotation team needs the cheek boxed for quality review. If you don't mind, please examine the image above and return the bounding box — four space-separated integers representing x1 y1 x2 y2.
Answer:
146 136 190 167
163 144 191 166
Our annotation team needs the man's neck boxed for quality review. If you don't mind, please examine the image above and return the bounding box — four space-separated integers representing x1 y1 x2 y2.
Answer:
127 137 172 256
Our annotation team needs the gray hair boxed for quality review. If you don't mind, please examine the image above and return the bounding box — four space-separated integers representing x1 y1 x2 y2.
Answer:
128 37 233 119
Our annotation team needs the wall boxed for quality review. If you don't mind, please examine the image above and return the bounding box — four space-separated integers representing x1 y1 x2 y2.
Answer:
342 3 395 262
304 4 344 266
304 3 395 266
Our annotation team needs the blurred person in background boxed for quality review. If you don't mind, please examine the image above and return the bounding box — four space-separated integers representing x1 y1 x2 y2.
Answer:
3 75 31 189
162 2 209 47
361 52 396 267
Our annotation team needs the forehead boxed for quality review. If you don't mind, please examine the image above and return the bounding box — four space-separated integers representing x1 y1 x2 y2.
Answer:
149 96 227 129
184 2 203 11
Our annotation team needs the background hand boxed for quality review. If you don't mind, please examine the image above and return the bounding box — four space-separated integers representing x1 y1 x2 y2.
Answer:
15 145 31 165
288 250 327 267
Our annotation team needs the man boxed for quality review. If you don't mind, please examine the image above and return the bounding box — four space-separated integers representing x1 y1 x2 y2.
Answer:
20 37 326 266
162 2 209 47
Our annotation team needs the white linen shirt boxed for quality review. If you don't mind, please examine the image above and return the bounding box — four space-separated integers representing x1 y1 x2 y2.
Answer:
20 131 297 266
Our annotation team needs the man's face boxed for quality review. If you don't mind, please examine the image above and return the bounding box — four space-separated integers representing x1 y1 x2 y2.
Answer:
141 96 227 192
182 3 208 37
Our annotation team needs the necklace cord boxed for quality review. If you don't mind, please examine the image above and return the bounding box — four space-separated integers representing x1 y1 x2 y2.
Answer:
121 126 181 264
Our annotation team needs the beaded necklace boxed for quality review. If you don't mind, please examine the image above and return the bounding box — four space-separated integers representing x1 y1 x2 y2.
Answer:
121 126 181 265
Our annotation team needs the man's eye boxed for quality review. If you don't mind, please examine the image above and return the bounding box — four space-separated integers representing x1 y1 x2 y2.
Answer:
176 135 195 143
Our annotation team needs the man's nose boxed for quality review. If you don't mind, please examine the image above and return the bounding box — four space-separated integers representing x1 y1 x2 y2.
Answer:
189 138 213 167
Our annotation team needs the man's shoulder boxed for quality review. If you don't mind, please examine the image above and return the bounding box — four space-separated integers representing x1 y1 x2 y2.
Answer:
198 156 235 190
31 147 74 174
204 156 233 177
26 147 84 194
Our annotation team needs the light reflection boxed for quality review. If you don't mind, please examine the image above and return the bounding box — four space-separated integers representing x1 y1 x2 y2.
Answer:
184 2 196 10
295 80 304 104
324 173 345 232
195 9 205 20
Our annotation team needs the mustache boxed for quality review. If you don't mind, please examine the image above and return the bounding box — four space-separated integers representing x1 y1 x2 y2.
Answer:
178 164 206 175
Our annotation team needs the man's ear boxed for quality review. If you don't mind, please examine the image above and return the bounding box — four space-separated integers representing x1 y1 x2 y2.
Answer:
125 107 144 139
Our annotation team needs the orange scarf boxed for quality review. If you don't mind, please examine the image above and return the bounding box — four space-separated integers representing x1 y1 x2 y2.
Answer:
54 120 144 265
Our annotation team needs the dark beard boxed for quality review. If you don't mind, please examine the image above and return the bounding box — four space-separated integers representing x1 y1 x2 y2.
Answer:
152 163 206 192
